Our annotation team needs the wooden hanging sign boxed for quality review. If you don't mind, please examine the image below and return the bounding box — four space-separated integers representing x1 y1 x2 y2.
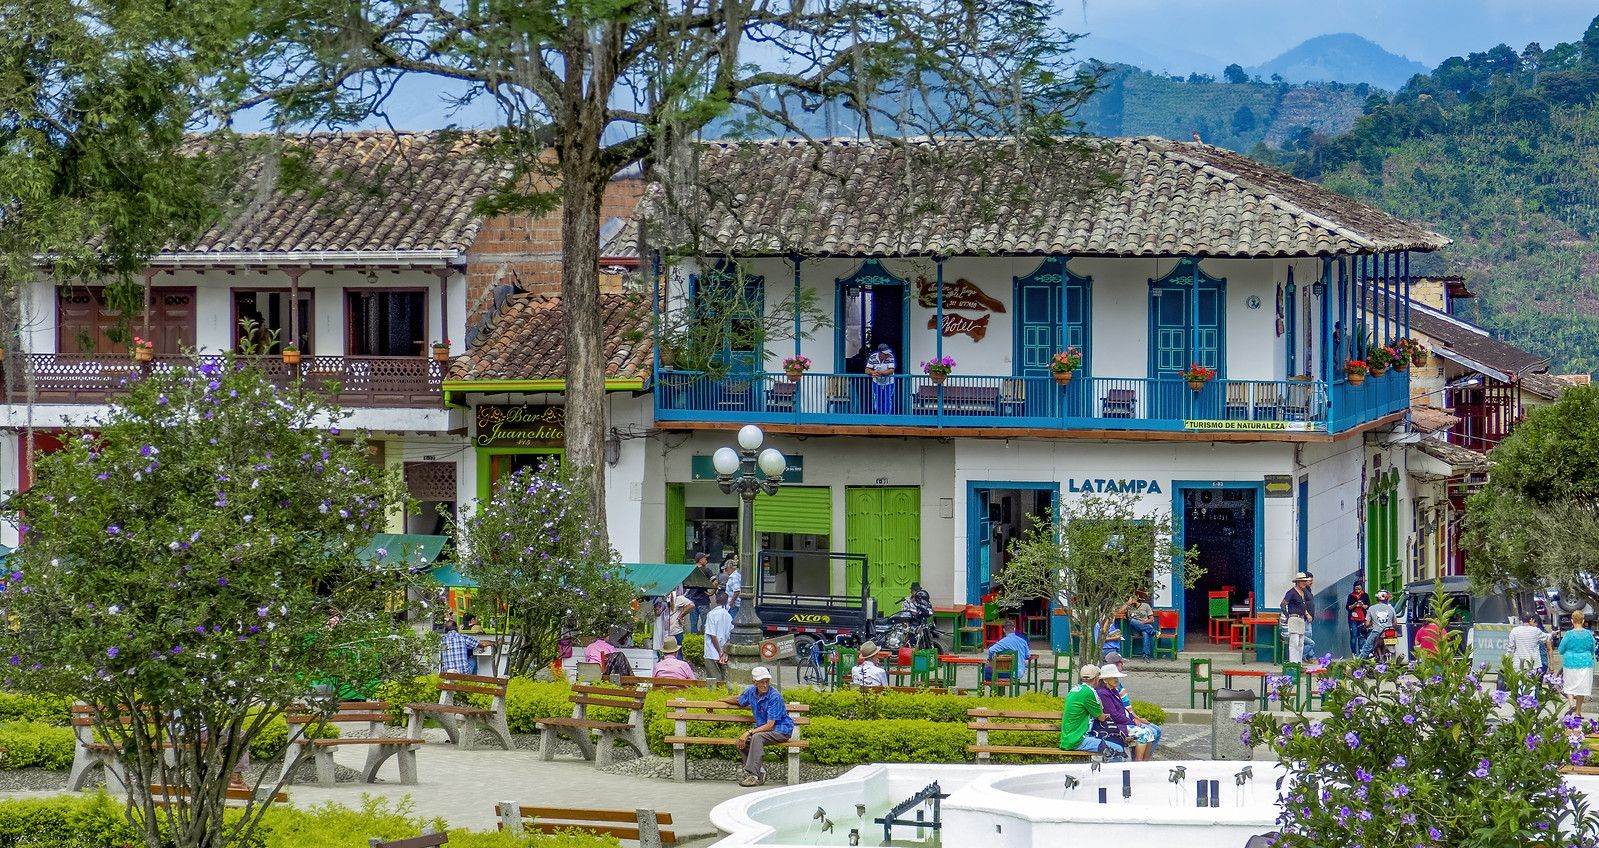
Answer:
915 278 1006 313
927 313 990 341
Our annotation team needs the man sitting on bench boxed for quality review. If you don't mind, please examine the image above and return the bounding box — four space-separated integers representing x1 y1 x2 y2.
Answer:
652 637 698 681
719 666 793 786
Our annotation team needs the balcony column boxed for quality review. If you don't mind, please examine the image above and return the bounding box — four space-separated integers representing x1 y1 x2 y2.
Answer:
1320 259 1332 384
1337 258 1348 375
1402 251 1411 340
791 256 802 360
141 268 155 349
285 267 306 354
934 257 945 362
430 267 451 354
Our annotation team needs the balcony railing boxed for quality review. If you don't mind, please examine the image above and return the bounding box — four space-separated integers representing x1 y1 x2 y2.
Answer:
655 370 1410 434
4 354 445 408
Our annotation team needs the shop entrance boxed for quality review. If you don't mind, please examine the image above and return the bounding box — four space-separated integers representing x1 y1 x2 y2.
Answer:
967 484 1058 606
1176 484 1261 643
844 486 920 612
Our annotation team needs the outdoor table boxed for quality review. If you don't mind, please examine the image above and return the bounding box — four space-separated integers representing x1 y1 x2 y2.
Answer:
932 606 965 644
1234 617 1280 664
1222 668 1271 699
937 654 985 689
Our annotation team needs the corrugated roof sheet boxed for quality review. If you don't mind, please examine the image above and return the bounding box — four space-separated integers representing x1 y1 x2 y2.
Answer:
643 136 1449 258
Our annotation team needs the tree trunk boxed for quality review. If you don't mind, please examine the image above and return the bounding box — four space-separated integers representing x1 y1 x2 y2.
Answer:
559 147 610 542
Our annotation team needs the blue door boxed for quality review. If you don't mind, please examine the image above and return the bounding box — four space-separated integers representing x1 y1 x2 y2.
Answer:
971 488 991 605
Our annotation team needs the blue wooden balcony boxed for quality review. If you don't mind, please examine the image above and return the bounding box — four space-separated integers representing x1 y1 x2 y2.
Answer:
653 370 1410 434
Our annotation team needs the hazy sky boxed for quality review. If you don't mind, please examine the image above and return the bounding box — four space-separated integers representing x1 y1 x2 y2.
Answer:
1069 0 1599 74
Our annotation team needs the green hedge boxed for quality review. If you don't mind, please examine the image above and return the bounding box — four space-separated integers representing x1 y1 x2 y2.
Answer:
0 694 72 726
679 633 705 660
0 722 75 770
0 794 606 848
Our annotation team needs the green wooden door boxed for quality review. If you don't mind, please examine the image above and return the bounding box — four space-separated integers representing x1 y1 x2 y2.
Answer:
666 483 686 563
846 487 922 613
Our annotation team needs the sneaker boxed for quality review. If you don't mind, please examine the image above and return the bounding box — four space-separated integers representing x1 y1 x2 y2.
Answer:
739 773 762 787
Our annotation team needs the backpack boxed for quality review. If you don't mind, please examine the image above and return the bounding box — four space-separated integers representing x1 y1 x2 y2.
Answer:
601 649 633 678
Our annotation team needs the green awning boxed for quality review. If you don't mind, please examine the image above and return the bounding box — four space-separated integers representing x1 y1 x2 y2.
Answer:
419 560 695 597
619 563 697 598
361 534 448 568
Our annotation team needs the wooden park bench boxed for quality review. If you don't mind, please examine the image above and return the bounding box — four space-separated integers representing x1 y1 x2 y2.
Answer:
966 708 1096 762
149 783 288 807
496 802 675 847
404 672 513 750
534 685 648 768
663 698 810 785
369 828 447 848
281 701 425 786
619 675 698 690
68 704 130 792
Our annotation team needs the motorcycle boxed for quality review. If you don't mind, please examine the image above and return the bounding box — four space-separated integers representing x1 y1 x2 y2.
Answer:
866 610 944 653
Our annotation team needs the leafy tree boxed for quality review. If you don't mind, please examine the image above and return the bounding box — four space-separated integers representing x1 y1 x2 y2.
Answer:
1463 384 1599 611
1224 64 1249 85
0 356 428 848
1231 105 1257 135
994 493 1197 666
234 0 1102 541
447 464 634 677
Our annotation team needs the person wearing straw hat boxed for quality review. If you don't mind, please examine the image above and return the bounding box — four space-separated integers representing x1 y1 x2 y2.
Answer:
653 636 698 681
852 641 889 688
1101 651 1161 758
1282 572 1316 664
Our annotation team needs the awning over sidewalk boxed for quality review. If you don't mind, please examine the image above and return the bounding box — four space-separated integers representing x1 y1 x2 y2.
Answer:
360 534 448 568
422 561 696 597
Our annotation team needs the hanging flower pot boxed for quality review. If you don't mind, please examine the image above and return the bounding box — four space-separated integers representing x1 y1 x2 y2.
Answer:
1371 364 1387 377
930 371 947 385
1181 363 1215 392
784 367 803 381
1187 378 1206 392
282 347 302 365
1053 370 1073 386
432 341 451 362
660 348 677 369
1347 372 1366 387
1394 362 1408 373
134 348 153 363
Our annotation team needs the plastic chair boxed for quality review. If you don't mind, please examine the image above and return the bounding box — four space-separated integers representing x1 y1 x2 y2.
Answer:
1207 591 1232 644
983 603 1004 647
575 661 602 683
1046 651 1077 697
1280 662 1304 710
986 650 1020 697
833 647 859 688
1154 610 1180 659
1189 657 1214 708
892 650 937 687
1248 624 1279 664
956 605 985 653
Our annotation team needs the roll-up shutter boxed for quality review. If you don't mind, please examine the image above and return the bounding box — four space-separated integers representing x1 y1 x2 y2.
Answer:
753 486 832 537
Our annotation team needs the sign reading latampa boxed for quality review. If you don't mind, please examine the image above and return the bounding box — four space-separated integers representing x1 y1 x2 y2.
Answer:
1068 478 1162 495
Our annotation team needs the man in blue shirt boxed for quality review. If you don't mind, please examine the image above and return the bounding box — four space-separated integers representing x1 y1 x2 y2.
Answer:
985 620 1031 682
441 613 487 675
865 343 897 414
720 666 793 785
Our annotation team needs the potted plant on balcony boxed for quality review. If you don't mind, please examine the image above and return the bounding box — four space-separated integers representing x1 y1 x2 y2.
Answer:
130 337 154 363
432 340 451 362
782 355 811 381
1181 363 1215 391
921 356 956 385
281 342 301 366
1051 347 1082 386
1397 337 1428 368
1344 359 1370 386
1366 345 1394 377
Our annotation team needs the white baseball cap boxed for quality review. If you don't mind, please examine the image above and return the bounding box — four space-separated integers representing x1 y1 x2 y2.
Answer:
752 666 773 681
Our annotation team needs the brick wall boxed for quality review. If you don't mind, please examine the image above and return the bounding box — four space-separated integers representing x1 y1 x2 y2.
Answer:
463 176 644 333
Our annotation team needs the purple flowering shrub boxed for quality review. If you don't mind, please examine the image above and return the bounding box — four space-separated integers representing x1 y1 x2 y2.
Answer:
0 356 429 848
1245 598 1599 848
446 463 633 676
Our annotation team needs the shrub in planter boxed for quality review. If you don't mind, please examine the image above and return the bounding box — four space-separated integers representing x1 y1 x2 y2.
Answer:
0 792 268 847
0 721 75 770
257 796 597 848
804 718 973 765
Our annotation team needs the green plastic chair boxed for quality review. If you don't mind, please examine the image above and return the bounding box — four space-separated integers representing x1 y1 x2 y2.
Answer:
986 650 1021 697
1280 662 1304 710
1047 650 1077 697
1248 624 1280 664
833 647 859 689
1189 657 1214 708
892 649 937 687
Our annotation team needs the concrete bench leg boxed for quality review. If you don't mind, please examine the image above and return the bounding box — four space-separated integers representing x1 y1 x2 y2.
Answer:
488 713 514 751
66 752 95 792
570 728 595 761
537 724 557 761
396 748 418 785
279 744 302 786
786 748 801 785
361 745 397 783
314 749 339 786
459 717 480 751
594 731 616 769
673 745 688 782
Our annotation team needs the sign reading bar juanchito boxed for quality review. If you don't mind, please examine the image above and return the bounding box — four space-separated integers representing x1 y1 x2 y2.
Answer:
475 405 564 447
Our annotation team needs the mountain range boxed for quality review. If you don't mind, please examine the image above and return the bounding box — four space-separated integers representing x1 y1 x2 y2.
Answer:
1245 34 1429 92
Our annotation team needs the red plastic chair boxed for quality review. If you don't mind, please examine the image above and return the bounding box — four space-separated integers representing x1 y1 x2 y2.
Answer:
1154 610 1180 659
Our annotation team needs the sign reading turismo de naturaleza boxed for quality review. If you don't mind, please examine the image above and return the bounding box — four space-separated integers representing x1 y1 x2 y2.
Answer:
475 405 565 447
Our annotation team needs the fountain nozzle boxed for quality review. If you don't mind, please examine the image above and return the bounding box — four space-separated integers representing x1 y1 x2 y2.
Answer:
1063 775 1080 791
813 807 826 821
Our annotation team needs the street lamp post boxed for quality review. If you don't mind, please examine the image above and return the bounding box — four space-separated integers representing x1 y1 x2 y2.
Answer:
713 425 788 654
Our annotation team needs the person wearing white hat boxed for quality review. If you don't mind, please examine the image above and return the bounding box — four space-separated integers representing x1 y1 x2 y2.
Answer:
1100 652 1161 759
1282 572 1316 664
1094 665 1150 761
852 641 889 688
1057 663 1125 760
720 666 794 785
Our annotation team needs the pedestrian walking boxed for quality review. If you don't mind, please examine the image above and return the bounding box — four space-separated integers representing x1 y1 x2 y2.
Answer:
1282 572 1315 664
1560 610 1595 716
1345 581 1369 658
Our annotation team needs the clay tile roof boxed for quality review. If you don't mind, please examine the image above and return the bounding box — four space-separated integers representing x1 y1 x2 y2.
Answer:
1518 371 1572 400
643 137 1449 258
1409 405 1461 434
150 130 509 257
447 292 651 382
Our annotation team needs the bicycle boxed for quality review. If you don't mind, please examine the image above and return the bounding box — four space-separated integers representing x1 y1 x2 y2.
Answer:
795 632 852 687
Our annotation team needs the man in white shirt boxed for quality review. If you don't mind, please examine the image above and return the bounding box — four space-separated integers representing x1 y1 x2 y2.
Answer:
865 343 897 414
1357 591 1398 658
721 558 743 611
1507 612 1551 673
665 588 695 639
703 591 734 683
852 641 889 687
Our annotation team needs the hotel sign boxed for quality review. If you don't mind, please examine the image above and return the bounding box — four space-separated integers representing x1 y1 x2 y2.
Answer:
1183 420 1326 432
475 405 564 448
